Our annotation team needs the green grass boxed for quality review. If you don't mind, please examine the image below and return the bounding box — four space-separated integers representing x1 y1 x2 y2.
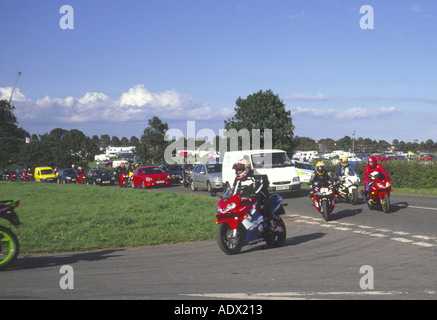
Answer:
0 182 218 254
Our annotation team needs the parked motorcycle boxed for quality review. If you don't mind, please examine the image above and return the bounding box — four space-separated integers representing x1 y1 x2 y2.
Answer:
366 171 392 213
335 167 360 205
215 187 287 255
312 182 336 222
0 200 20 271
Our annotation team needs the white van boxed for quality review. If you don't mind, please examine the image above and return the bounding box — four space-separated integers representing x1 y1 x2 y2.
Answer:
222 149 301 196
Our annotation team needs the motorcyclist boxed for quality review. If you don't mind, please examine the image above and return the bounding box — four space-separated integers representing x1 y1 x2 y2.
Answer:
308 161 335 199
336 156 358 178
115 162 128 181
363 156 390 197
231 158 274 225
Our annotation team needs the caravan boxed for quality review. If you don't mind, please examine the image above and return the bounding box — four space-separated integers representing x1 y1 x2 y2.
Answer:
222 149 301 196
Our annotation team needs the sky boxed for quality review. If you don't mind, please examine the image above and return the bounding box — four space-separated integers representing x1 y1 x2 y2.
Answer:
1 0 436 145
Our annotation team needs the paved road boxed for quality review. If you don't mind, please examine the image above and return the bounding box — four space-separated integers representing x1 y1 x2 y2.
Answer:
1 184 436 301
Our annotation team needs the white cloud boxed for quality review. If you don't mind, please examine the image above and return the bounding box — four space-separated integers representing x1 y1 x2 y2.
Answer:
284 93 331 101
0 86 27 102
2 85 230 125
290 106 402 121
290 10 305 20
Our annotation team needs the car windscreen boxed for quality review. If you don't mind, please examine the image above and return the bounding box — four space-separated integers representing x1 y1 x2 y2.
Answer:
143 167 164 174
93 169 110 176
251 152 292 168
41 169 54 175
63 169 76 175
295 162 315 170
206 164 222 173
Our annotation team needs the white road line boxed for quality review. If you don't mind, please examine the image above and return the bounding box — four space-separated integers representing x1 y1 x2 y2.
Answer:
182 291 409 300
291 215 435 247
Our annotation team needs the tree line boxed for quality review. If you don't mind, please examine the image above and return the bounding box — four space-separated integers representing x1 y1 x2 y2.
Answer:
1 90 436 169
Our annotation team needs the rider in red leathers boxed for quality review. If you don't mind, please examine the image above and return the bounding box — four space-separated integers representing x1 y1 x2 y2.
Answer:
363 156 390 197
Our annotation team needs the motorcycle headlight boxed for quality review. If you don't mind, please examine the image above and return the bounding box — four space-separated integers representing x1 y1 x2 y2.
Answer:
386 181 391 187
217 202 236 213
377 183 384 188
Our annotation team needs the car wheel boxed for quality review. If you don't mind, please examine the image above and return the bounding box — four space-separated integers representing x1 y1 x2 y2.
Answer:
191 180 197 191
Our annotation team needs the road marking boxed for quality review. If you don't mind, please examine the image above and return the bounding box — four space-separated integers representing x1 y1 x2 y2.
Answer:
405 205 437 211
182 291 409 300
291 215 435 248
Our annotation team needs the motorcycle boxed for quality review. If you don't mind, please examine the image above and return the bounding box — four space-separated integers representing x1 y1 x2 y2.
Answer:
335 167 360 205
22 171 33 182
311 182 336 222
366 171 392 213
77 171 86 184
119 172 130 187
0 200 21 271
215 186 287 255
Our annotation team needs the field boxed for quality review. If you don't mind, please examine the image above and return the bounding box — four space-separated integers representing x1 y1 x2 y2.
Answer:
0 182 217 254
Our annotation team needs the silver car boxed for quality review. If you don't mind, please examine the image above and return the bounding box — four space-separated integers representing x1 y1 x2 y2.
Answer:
190 163 223 192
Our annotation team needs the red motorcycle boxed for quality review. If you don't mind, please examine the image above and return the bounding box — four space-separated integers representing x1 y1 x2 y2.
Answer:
215 186 287 255
77 171 86 184
22 171 33 182
119 172 130 187
366 171 392 213
311 182 336 222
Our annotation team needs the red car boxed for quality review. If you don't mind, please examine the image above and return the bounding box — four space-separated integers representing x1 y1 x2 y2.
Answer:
131 166 172 188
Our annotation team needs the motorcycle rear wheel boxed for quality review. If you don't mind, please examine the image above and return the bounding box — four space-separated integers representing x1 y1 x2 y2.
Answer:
265 218 287 249
0 226 19 271
216 223 245 255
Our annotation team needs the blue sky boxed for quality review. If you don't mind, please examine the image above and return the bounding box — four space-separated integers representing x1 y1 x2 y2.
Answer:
1 0 436 144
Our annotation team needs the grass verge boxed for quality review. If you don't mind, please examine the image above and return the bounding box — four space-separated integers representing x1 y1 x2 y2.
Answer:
0 182 217 254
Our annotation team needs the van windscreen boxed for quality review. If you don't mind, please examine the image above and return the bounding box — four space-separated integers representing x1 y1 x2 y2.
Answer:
251 153 292 168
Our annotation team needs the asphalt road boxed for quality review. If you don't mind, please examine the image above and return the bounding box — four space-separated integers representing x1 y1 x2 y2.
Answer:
1 184 437 301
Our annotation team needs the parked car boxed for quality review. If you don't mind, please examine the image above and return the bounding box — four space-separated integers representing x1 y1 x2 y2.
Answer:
190 163 224 192
57 168 78 184
34 167 58 183
160 164 184 183
84 168 115 186
292 160 315 183
131 166 172 188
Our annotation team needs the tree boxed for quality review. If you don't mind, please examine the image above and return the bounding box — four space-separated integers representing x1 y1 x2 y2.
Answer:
224 89 296 154
136 116 169 164
17 128 98 169
0 99 29 167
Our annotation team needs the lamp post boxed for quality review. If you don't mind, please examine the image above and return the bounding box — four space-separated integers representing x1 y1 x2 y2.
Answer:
9 71 21 104
352 130 355 154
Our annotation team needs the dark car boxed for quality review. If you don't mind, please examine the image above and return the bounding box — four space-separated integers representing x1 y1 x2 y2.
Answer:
57 168 78 184
160 164 184 183
84 168 115 186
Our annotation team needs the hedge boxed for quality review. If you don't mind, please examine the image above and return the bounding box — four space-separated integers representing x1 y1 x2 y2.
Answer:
326 161 437 189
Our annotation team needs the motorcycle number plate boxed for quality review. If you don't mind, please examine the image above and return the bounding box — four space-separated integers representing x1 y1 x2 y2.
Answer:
276 186 289 190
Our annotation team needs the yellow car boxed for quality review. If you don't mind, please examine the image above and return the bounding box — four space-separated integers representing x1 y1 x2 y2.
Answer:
34 167 58 183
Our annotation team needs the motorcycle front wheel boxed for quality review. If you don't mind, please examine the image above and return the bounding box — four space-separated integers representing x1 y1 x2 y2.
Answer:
321 201 330 222
216 223 245 255
0 226 19 271
382 194 390 213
